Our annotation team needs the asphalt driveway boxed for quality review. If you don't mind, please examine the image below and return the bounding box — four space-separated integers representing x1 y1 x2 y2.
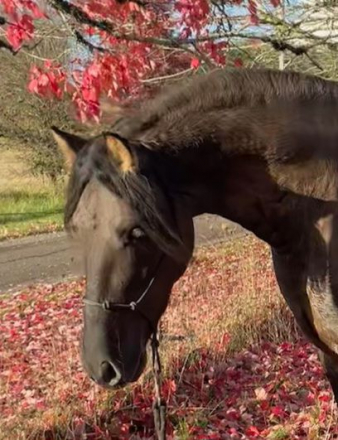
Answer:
0 215 246 293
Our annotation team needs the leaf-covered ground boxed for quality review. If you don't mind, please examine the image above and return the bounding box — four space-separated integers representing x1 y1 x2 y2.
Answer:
1 236 337 439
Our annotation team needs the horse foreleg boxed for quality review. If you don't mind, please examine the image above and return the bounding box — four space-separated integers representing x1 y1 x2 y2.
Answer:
319 351 338 403
271 248 338 403
271 249 330 352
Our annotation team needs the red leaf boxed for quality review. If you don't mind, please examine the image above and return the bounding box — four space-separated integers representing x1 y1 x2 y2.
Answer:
318 392 331 402
27 78 39 94
245 426 261 438
248 0 259 25
271 406 286 418
25 1 45 18
6 14 34 50
190 57 200 69
2 0 16 15
234 58 243 67
27 63 65 99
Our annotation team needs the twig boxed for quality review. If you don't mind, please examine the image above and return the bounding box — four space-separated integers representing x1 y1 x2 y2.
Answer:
304 52 323 71
19 47 71 62
0 39 15 54
73 30 106 53
140 68 194 84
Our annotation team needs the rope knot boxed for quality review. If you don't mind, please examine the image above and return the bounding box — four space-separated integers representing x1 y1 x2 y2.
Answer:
130 301 137 311
103 300 110 310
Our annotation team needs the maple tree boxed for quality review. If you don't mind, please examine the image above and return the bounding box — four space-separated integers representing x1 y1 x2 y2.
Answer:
0 0 297 122
1 1 337 122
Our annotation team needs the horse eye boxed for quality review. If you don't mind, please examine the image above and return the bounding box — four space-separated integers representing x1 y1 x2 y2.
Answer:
130 227 145 240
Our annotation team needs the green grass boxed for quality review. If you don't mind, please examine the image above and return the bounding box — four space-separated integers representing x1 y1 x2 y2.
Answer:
0 188 64 240
0 146 65 240
269 428 290 439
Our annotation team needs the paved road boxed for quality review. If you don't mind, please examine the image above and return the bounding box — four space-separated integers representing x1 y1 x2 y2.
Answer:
0 215 245 293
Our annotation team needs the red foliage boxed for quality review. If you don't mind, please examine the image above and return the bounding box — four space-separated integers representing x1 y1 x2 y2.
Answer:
190 57 200 69
248 0 259 25
28 61 66 99
234 58 244 68
6 14 34 50
1 0 283 121
175 0 210 34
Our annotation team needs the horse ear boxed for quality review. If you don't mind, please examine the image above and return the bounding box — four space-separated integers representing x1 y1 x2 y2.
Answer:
51 126 87 170
105 135 137 173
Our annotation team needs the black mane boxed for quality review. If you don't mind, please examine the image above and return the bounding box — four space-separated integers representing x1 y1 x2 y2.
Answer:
112 67 338 159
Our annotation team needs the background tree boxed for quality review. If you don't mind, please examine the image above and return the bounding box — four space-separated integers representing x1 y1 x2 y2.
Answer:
1 0 338 177
0 20 100 179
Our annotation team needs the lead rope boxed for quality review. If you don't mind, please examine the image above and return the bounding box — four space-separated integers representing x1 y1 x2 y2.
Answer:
151 330 166 440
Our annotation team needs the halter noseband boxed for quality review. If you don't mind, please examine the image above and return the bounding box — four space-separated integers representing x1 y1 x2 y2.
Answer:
83 254 164 330
83 275 155 311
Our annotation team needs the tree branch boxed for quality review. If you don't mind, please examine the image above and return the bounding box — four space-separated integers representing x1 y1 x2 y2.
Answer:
49 0 328 64
74 30 107 53
140 68 194 84
0 39 15 54
49 0 182 48
0 0 326 71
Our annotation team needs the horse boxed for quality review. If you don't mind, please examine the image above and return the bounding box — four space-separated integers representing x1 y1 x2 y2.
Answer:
52 67 338 402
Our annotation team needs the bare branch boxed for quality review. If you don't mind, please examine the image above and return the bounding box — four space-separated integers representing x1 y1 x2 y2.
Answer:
0 39 16 54
49 0 182 48
304 52 323 71
140 68 194 84
19 47 71 62
73 30 107 53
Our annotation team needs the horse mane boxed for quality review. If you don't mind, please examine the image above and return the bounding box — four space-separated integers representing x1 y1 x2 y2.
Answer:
111 67 338 164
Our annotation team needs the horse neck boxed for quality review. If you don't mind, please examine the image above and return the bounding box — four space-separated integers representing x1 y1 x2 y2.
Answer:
159 149 313 251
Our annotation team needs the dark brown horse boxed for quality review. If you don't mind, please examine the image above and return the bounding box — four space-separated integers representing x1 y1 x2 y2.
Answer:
52 67 338 401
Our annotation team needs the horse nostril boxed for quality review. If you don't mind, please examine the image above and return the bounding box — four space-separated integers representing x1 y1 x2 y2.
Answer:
100 361 121 386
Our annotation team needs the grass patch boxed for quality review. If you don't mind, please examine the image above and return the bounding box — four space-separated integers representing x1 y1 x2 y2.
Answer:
0 188 64 240
0 147 65 240
268 427 290 439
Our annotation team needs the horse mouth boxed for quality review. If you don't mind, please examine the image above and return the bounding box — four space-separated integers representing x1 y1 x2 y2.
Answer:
91 351 147 390
123 350 147 386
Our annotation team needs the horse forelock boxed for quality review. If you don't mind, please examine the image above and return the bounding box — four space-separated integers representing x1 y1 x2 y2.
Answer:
64 144 183 258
